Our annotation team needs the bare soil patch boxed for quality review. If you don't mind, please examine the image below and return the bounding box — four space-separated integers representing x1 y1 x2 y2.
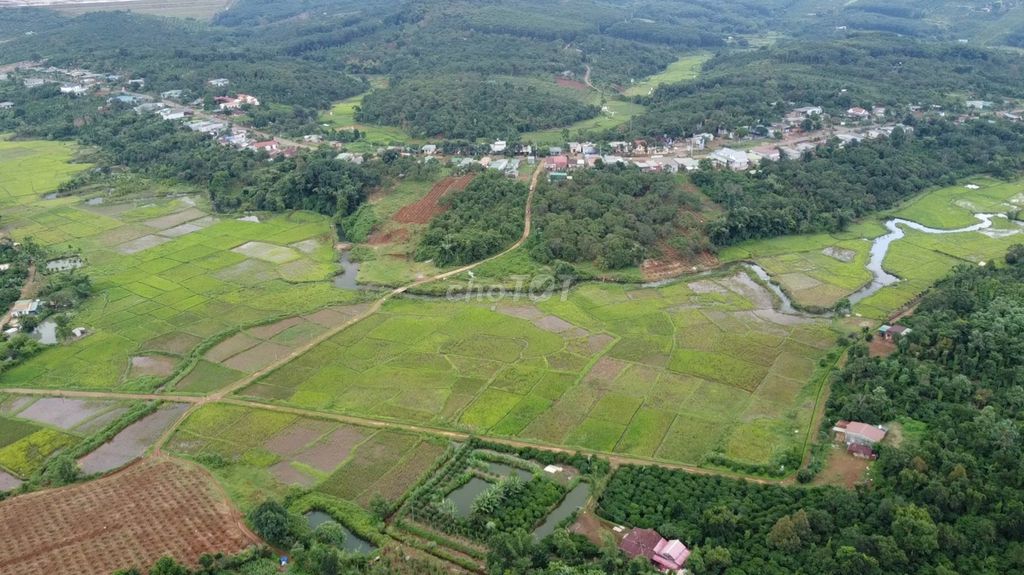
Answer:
584 357 628 384
367 227 410 246
294 427 367 472
303 303 373 328
587 334 615 354
0 457 260 575
869 337 897 358
496 305 545 321
263 422 335 457
642 245 718 281
78 404 189 475
533 315 575 333
395 175 474 224
570 509 619 546
142 332 202 355
223 341 293 373
204 333 262 363
129 355 177 378
246 316 303 340
812 445 871 489
555 76 589 91
268 461 317 487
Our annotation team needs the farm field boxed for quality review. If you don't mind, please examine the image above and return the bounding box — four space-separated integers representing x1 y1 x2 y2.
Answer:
239 268 837 472
521 98 645 144
320 78 418 149
0 457 259 575
0 164 363 391
166 403 447 509
0 396 139 480
0 139 91 209
722 177 1024 317
622 52 710 97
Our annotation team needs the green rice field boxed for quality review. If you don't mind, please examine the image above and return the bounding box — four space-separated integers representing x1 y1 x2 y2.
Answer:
240 270 837 470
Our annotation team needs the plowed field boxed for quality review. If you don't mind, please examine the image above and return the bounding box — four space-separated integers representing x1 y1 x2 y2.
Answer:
394 175 474 224
0 457 260 575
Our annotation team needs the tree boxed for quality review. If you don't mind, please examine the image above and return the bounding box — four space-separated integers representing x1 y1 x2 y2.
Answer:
892 504 938 559
41 453 79 486
148 557 188 575
247 500 294 547
1005 244 1024 265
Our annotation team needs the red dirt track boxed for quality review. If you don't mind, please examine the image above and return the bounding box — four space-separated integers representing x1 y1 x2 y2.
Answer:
0 457 260 575
394 175 474 224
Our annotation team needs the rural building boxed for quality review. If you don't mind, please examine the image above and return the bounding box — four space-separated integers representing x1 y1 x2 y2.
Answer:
0 264 10 271
208 78 230 87
833 420 887 448
335 152 364 165
877 324 911 341
23 78 46 88
490 140 507 153
548 146 563 156
217 94 260 110
848 444 878 460
60 84 88 95
619 528 690 573
608 141 630 153
691 132 714 150
966 100 993 110
186 120 226 134
251 140 279 154
568 142 582 154
548 172 568 182
677 157 700 171
709 147 750 170
846 107 870 119
0 102 12 110
793 105 823 117
544 155 569 171
10 299 41 318
421 144 437 155
489 158 520 177
161 89 186 100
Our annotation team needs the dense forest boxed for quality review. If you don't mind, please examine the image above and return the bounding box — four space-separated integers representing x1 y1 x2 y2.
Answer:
598 248 1024 574
628 36 1024 138
416 172 528 266
357 78 600 140
529 166 705 269
695 120 1024 245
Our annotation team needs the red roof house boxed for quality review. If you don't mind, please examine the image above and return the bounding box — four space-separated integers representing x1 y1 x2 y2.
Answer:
544 155 569 171
620 528 690 573
848 443 878 460
833 421 887 447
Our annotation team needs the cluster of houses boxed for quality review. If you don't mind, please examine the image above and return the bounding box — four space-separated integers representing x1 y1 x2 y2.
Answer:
832 420 888 460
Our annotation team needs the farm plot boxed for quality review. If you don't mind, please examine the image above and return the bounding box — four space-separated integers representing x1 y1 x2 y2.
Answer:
240 268 835 471
78 403 189 475
167 404 445 509
395 175 474 224
0 457 260 575
0 139 91 209
622 52 710 97
0 398 138 478
0 181 358 392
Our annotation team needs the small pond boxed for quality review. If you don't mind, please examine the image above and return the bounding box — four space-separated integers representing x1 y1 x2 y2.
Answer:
46 256 84 272
486 461 533 481
304 511 376 554
333 250 361 290
533 483 591 541
446 476 493 518
31 319 58 345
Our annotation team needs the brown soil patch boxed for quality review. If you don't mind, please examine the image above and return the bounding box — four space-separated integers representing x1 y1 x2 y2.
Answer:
129 355 177 378
869 337 897 358
303 303 373 328
268 461 317 487
587 334 615 354
294 427 367 472
496 305 545 321
642 244 719 282
246 316 303 340
143 207 206 230
263 422 334 457
222 341 292 373
570 509 619 547
555 76 589 91
394 175 474 224
812 446 871 489
367 227 410 246
533 315 575 333
204 333 262 363
142 332 202 355
0 458 260 575
584 357 628 384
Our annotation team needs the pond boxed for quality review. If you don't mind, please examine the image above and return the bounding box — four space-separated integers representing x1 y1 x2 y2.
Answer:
532 483 591 541
486 461 533 481
304 511 376 554
31 319 58 345
46 256 84 272
332 250 361 290
446 477 493 518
